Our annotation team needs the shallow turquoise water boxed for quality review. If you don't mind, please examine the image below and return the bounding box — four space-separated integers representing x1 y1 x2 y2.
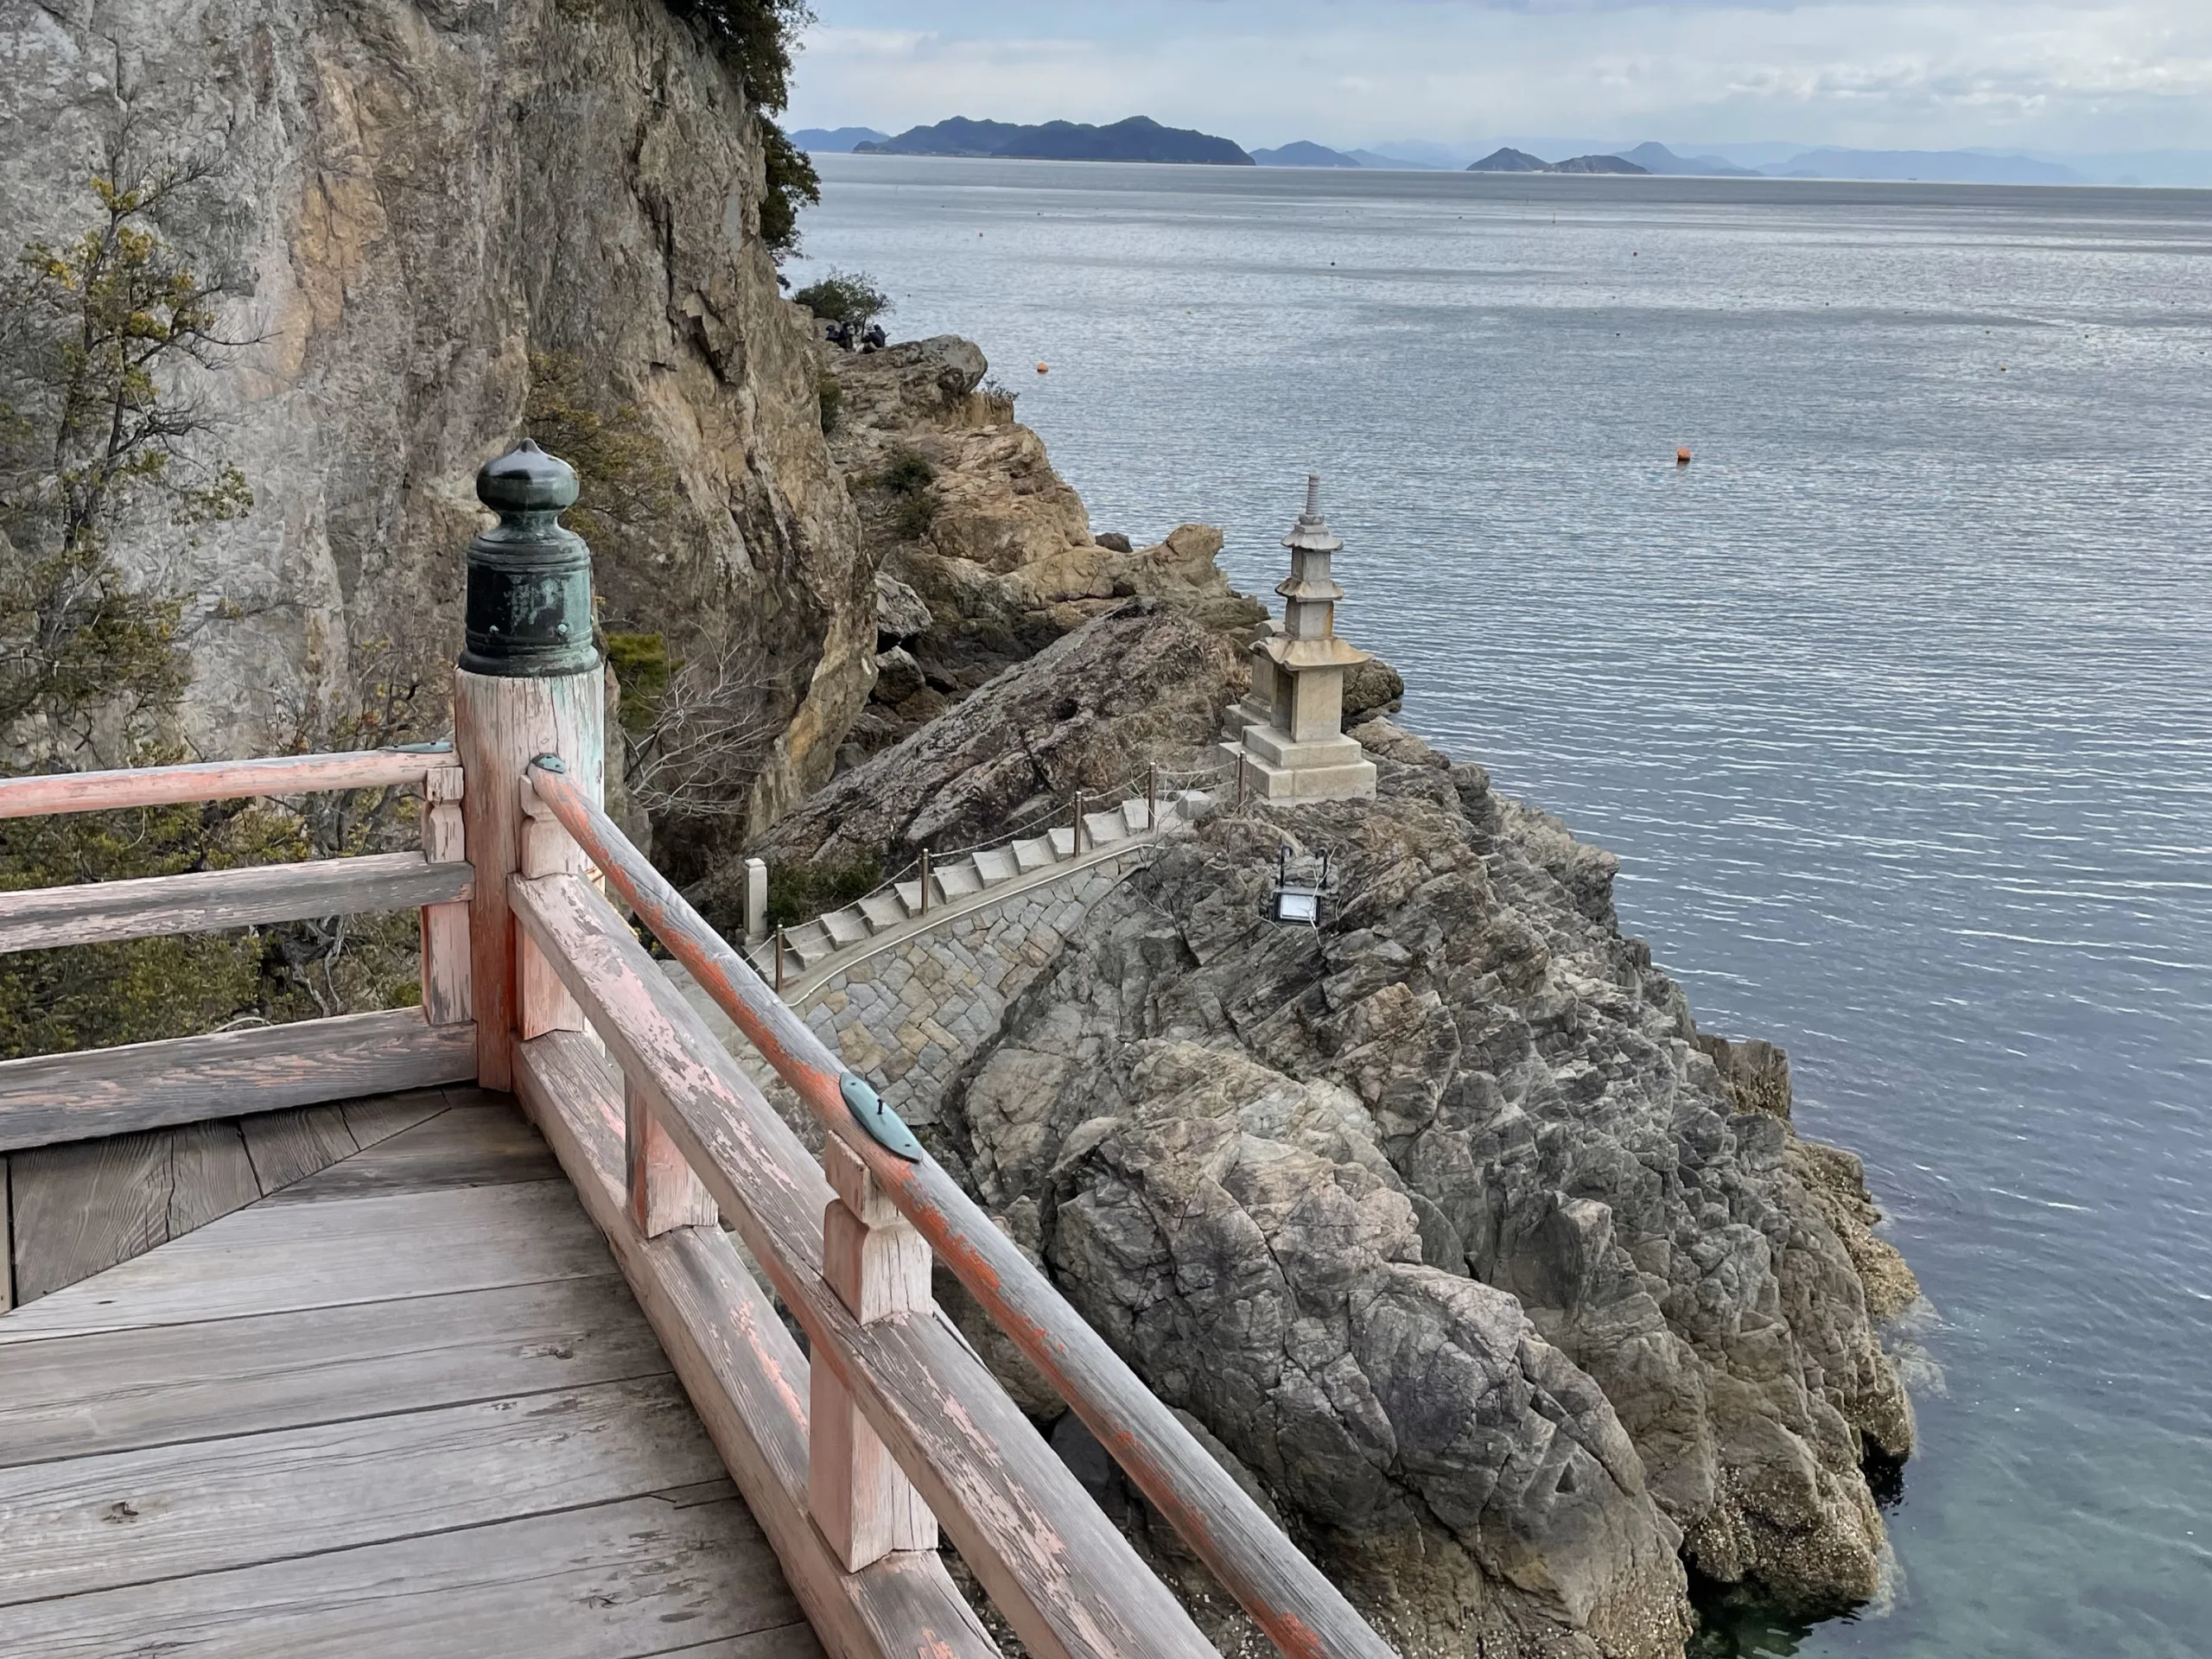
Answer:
792 157 2212 1657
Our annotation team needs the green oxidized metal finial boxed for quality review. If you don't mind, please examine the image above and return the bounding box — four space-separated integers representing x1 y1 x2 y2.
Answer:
458 439 601 679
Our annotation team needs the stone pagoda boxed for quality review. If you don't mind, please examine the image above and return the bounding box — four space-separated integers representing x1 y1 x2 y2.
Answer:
1221 476 1378 801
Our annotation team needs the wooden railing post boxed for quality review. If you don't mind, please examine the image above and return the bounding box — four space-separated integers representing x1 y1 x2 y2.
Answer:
452 441 605 1090
418 765 472 1026
810 1135 936 1571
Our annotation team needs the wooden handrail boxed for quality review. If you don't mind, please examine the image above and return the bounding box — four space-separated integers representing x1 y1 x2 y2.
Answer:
514 1028 999 1659
508 870 1213 1659
0 852 471 955
0 746 453 820
524 760 1394 1659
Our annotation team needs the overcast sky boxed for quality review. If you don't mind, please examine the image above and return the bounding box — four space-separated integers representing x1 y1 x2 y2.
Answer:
785 2 2212 156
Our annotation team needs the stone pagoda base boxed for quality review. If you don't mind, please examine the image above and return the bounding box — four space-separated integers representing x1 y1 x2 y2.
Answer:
1220 727 1377 802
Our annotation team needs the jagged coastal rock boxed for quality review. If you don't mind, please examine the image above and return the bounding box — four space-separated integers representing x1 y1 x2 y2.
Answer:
820 334 1263 761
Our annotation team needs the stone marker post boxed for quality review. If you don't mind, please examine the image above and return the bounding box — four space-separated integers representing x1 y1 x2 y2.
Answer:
742 856 769 944
452 440 606 1092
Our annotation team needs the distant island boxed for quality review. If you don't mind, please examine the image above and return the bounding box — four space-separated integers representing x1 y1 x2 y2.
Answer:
1468 147 1649 175
790 126 888 153
798 126 2112 186
1755 147 2079 184
1251 141 1360 168
1618 143 1758 177
854 117 1252 165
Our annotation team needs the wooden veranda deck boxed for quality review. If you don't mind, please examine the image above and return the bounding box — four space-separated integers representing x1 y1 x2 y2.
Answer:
0 1089 819 1657
0 446 1398 1659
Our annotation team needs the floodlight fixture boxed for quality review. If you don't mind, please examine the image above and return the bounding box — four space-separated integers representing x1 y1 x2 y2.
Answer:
1269 841 1327 926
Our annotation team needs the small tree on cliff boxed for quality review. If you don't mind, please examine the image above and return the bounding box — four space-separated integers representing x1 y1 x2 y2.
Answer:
0 157 287 1056
0 157 249 766
792 270 890 329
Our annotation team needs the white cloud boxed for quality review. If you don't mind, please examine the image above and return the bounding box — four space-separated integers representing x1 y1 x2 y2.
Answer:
787 3 2212 153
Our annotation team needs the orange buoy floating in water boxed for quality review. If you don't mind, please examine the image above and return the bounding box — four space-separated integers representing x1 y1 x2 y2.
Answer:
1036 361 1049 374
1675 447 1693 466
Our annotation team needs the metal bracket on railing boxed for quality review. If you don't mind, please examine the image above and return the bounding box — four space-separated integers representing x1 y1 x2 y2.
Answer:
841 1072 923 1161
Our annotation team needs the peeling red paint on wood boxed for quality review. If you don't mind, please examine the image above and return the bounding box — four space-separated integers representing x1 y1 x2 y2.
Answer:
510 874 1211 1659
0 853 471 956
0 1011 476 1154
0 749 453 821
625 1075 717 1237
454 671 602 1090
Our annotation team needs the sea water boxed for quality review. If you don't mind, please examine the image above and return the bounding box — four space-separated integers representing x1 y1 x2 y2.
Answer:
791 156 2212 1658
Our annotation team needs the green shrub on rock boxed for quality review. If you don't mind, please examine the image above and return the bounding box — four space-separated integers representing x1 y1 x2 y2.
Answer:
606 632 673 734
794 270 893 329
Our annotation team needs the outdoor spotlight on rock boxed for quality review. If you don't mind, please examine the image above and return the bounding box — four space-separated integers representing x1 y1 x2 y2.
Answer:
1268 843 1333 925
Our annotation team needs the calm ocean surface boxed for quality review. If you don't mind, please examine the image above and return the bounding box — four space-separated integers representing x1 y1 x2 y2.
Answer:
793 156 2212 1657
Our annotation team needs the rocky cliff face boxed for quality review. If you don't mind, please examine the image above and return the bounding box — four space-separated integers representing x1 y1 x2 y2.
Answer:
1 0 863 843
943 731 1916 1649
819 335 1266 765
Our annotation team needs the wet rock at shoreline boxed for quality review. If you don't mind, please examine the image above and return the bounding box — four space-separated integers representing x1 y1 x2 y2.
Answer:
933 734 1917 1640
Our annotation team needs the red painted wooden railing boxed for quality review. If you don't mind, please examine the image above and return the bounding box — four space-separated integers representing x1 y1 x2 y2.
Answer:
524 757 1394 1659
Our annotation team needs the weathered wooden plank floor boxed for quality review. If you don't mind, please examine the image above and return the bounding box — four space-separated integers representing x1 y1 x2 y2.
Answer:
3 1084 467 1308
0 1091 823 1659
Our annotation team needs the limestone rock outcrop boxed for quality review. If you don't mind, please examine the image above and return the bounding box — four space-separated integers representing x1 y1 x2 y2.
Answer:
822 335 1262 760
2 0 867 852
760 612 1921 1648
702 598 1241 917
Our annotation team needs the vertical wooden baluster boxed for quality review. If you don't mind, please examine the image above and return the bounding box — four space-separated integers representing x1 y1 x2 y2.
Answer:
625 1075 717 1236
516 774 589 1039
419 766 473 1026
810 1135 937 1571
1 1155 13 1314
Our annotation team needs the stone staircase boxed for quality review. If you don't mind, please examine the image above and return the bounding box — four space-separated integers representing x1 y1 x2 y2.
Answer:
747 789 1211 984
